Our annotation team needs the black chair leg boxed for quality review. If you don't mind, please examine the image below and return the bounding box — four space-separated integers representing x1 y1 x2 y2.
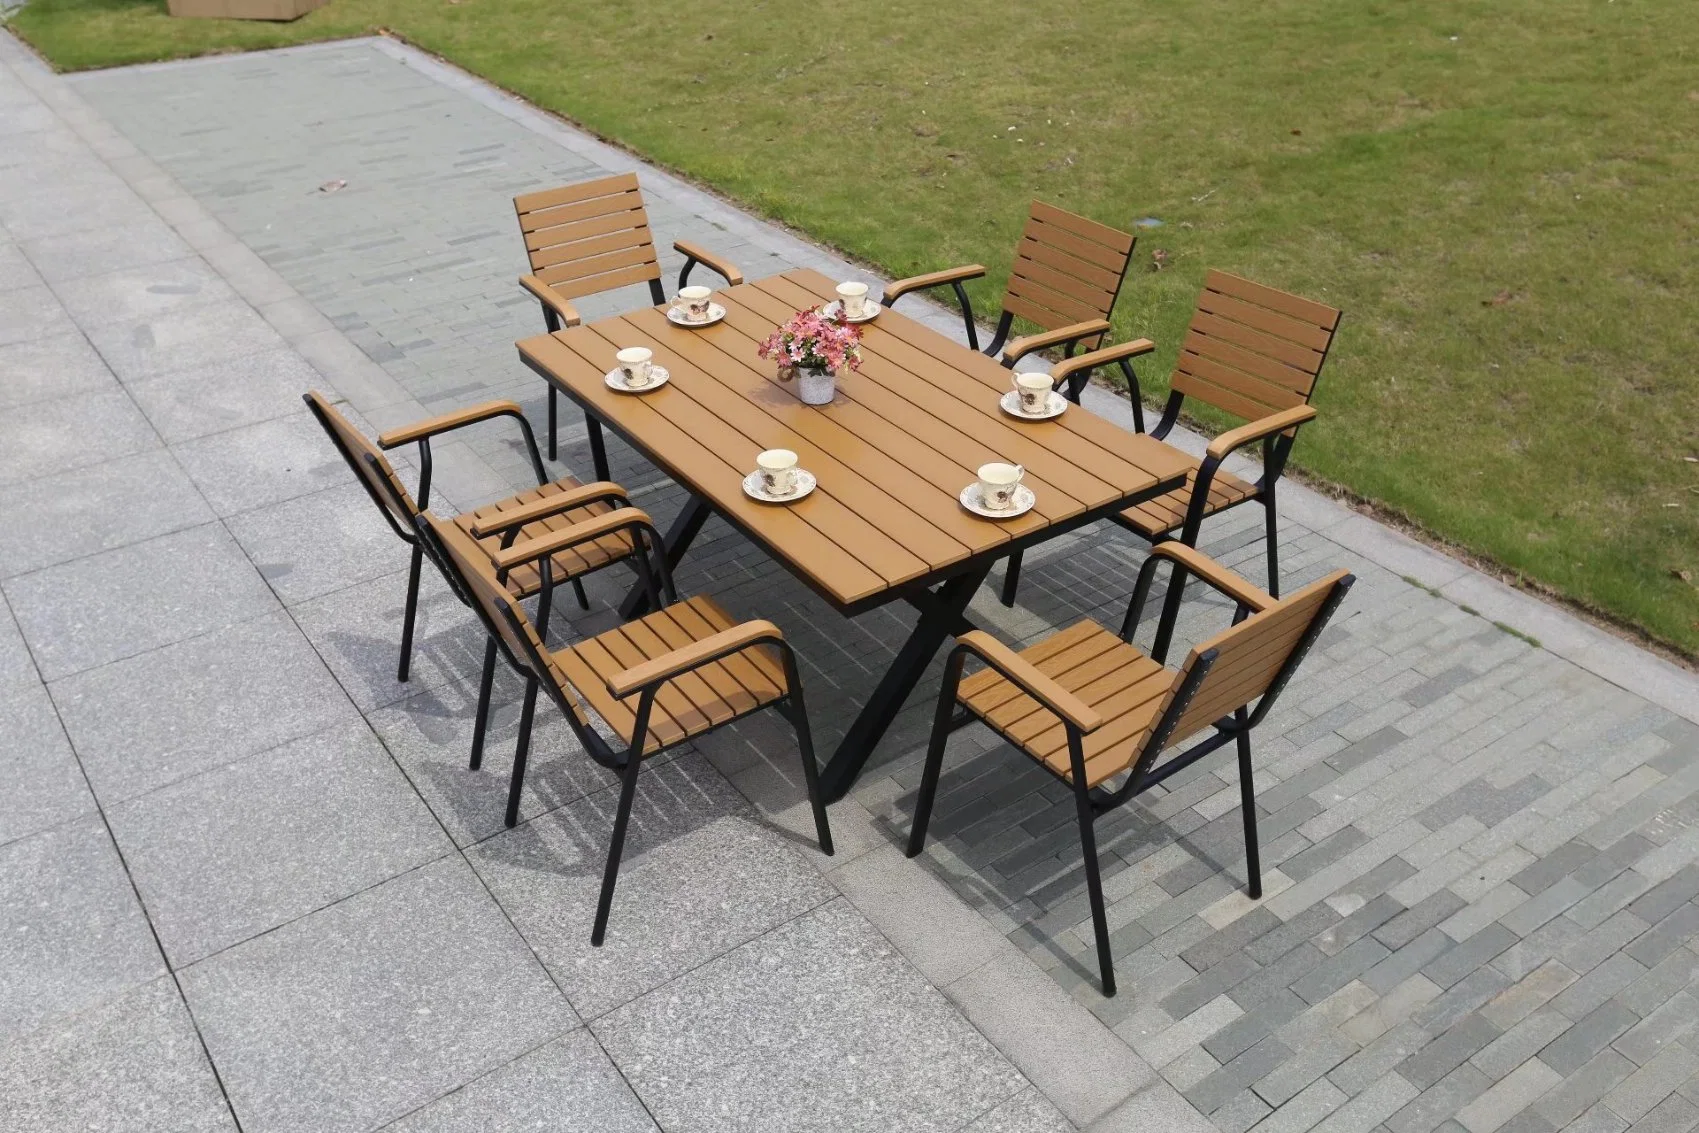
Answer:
1072 775 1116 997
1264 494 1281 598
592 747 645 946
906 654 964 857
505 676 538 828
571 577 590 611
397 544 424 683
782 684 834 855
469 638 497 771
1236 712 1262 899
547 385 557 462
999 550 1023 608
1151 552 1187 663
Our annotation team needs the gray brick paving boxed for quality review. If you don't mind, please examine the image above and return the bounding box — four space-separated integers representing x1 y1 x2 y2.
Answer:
38 31 1699 1133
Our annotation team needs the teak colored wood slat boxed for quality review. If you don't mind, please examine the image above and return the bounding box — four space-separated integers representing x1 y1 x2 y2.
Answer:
604 312 970 573
1194 288 1336 353
1178 338 1313 411
761 273 1162 502
1028 200 1136 255
514 171 642 216
1004 280 1106 331
1017 214 1131 274
517 190 645 238
779 271 1194 496
732 282 1095 507
573 320 934 589
1014 234 1126 294
1205 269 1341 330
1186 312 1325 380
540 257 662 297
634 305 1025 552
517 332 887 606
523 205 652 254
1173 354 1303 419
1010 256 1117 314
528 225 657 273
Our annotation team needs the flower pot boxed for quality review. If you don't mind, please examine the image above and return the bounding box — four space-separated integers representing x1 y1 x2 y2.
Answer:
796 365 836 405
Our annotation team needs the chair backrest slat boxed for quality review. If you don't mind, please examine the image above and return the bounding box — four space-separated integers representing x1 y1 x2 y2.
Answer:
1002 201 1136 333
1164 570 1351 745
302 392 416 533
513 171 661 301
1172 270 1342 421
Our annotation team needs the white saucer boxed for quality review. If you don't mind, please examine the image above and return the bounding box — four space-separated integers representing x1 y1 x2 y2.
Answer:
999 389 1068 420
743 468 817 504
960 482 1036 519
605 365 670 393
667 303 726 327
823 299 880 324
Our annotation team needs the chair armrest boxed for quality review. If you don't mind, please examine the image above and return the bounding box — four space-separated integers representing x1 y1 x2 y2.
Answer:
465 481 630 538
377 400 527 449
519 274 581 327
881 264 986 306
1147 544 1274 613
607 619 785 699
1206 404 1318 462
490 507 652 572
672 240 744 287
1049 337 1156 383
957 630 1104 733
1001 319 1113 365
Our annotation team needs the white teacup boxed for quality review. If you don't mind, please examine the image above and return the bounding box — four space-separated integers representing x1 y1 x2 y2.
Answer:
676 285 712 321
977 462 1025 511
756 449 799 496
836 281 869 319
615 346 653 387
1014 371 1053 414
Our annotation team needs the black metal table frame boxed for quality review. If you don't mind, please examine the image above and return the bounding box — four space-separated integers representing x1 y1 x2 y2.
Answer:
521 350 1185 801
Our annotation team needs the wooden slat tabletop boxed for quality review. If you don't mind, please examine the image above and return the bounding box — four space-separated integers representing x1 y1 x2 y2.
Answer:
516 268 1191 612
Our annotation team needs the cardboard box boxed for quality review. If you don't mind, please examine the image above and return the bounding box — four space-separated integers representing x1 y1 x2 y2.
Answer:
166 0 327 20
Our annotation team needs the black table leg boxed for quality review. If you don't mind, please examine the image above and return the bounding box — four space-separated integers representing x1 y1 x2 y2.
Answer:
585 414 611 483
818 563 991 802
619 494 712 620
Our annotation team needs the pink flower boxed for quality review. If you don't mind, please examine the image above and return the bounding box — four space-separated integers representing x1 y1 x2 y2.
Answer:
756 305 863 377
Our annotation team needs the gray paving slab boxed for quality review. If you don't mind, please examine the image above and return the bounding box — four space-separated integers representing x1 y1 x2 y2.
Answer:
124 346 322 442
365 678 618 846
17 216 193 283
180 854 576 1133
168 407 355 516
51 255 235 327
50 609 360 803
594 897 1027 1133
0 678 95 847
107 719 451 967
0 815 165 1044
0 387 158 487
0 330 116 410
3 521 279 678
469 752 836 1019
0 282 76 345
0 977 236 1133
223 480 408 606
380 1030 659 1133
0 447 215 578
83 296 283 383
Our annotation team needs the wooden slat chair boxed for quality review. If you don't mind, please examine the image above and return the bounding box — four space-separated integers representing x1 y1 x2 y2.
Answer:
881 200 1137 374
997 272 1343 632
415 504 833 945
909 543 1353 996
303 391 643 763
514 171 745 462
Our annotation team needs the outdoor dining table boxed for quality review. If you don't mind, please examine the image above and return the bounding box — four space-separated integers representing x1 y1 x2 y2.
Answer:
516 267 1193 800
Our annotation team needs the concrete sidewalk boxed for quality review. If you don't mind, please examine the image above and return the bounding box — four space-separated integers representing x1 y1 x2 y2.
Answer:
5 28 1699 1133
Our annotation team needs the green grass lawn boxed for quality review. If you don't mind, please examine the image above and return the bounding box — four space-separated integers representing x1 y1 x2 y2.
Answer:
11 0 1699 656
